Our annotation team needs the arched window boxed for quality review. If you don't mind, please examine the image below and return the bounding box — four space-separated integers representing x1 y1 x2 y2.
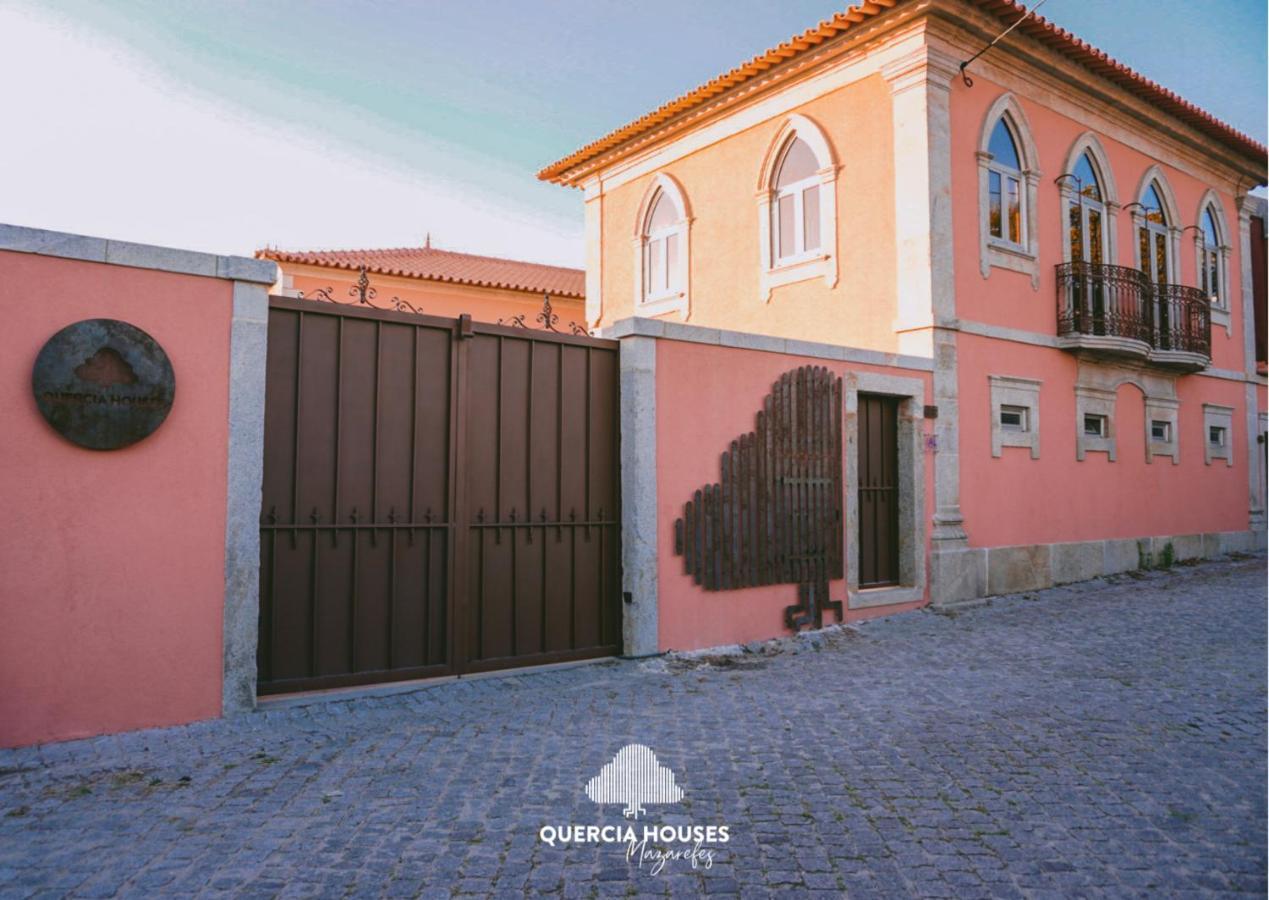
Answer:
772 138 822 263
987 118 1024 245
1192 192 1231 329
1068 152 1107 265
976 94 1039 285
643 189 683 300
756 114 838 299
1138 181 1170 286
633 174 691 317
1198 205 1222 305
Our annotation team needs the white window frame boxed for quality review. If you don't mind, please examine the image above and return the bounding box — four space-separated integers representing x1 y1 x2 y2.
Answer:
771 168 823 267
632 173 691 319
1193 190 1232 334
976 94 1040 288
1059 134 1120 267
756 114 838 301
1000 405 1029 432
1131 167 1181 286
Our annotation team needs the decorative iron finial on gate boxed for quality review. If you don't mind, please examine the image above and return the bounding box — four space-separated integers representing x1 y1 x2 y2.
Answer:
349 267 377 306
537 294 561 332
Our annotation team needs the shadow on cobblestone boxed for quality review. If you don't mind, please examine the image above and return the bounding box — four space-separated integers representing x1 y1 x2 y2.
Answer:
1 557 1265 897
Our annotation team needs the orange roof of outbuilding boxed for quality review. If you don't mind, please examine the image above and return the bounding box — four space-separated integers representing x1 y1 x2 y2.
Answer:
257 245 585 299
538 0 1267 185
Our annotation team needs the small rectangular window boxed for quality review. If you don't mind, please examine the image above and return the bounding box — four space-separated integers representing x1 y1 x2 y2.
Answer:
1151 420 1171 442
1083 414 1107 437
1209 425 1226 447
1000 405 1028 432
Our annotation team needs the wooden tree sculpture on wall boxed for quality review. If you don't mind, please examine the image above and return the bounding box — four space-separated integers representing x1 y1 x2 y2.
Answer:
673 365 844 631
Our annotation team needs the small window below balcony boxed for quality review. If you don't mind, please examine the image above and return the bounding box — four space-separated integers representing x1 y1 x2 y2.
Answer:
1151 420 1171 442
1202 403 1234 467
1083 414 1107 437
1000 405 1029 432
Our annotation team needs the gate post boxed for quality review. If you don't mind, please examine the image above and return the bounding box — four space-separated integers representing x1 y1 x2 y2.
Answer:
617 333 658 656
222 277 272 714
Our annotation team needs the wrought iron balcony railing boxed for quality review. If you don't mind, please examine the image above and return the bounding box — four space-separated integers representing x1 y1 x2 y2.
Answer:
1152 282 1212 360
1056 262 1211 370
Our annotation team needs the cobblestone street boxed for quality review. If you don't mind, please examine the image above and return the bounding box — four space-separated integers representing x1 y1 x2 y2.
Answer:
2 557 1265 898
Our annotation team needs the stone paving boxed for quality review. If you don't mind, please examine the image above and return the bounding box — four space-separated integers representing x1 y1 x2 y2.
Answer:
1 557 1265 898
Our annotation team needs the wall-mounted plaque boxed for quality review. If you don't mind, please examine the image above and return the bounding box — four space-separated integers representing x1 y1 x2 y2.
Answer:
32 319 176 450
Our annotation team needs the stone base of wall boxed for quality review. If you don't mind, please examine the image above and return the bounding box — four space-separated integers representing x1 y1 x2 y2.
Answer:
932 529 1265 604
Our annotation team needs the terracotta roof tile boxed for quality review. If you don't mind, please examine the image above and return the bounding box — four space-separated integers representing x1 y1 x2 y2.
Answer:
538 0 1266 185
256 246 585 299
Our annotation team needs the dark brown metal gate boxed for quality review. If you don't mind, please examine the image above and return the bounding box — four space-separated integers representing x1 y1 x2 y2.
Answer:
258 296 621 694
858 394 899 588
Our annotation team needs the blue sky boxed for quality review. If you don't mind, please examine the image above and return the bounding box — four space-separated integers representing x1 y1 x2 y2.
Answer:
3 0 1265 266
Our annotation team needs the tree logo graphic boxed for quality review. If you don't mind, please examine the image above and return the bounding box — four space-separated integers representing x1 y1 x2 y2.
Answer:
585 744 683 819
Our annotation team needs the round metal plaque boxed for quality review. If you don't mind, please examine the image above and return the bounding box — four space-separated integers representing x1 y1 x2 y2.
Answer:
32 319 176 450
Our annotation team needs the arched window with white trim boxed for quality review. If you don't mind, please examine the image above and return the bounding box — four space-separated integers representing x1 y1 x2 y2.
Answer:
1199 206 1221 302
773 138 822 263
1058 134 1119 268
1068 152 1107 265
756 114 838 300
1193 192 1232 332
987 119 1024 246
1138 181 1171 286
632 174 691 318
644 189 682 299
976 94 1040 286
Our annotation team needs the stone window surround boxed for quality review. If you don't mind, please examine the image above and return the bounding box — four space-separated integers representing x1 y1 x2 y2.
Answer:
1144 397 1180 464
989 374 1041 459
977 93 1041 289
1073 360 1182 464
1203 403 1234 466
631 173 692 320
1058 132 1119 270
1193 190 1233 334
843 372 927 610
755 114 840 301
1075 387 1117 460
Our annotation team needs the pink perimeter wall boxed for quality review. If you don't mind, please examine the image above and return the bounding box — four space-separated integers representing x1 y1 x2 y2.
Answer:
0 251 232 747
654 339 934 652
957 333 1249 548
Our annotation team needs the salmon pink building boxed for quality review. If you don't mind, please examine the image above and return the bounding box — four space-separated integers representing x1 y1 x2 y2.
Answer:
3 1 1266 749
540 0 1268 649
